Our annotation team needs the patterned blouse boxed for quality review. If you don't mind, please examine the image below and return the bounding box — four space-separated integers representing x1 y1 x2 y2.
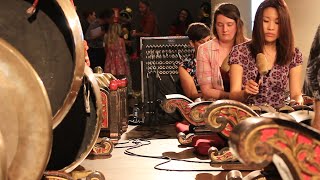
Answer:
306 25 320 101
180 53 199 89
229 41 303 108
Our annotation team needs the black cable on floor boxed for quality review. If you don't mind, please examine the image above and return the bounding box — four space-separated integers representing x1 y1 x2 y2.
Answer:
121 138 219 172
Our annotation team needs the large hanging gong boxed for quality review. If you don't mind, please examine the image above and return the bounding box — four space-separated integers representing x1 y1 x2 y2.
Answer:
0 0 85 127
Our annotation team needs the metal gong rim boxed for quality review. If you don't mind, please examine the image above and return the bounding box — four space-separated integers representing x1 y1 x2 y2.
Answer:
46 65 102 173
0 0 85 128
0 38 52 180
51 0 85 128
63 66 102 172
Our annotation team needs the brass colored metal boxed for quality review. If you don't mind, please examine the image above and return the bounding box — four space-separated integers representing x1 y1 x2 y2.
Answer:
0 131 6 180
260 112 295 121
1 0 85 128
52 0 85 128
93 66 104 74
93 68 110 89
289 110 314 123
278 105 295 113
0 38 52 180
46 66 102 173
62 66 102 173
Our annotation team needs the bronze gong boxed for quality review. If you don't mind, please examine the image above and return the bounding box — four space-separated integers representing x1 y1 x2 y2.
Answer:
0 38 52 180
0 0 85 128
46 66 102 173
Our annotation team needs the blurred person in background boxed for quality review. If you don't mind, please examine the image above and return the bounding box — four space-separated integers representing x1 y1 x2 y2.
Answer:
168 8 194 36
85 9 114 69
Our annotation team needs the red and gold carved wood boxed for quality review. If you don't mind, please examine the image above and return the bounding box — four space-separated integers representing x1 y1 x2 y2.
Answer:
117 79 128 133
100 89 109 129
162 96 192 120
90 137 114 156
108 80 121 142
177 132 195 146
229 117 320 180
43 170 105 180
204 100 259 138
162 95 212 126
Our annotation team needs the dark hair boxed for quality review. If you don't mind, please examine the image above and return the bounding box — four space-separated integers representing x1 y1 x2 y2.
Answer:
172 8 193 26
200 2 211 16
139 0 151 7
98 8 114 19
186 22 210 42
212 3 246 45
82 10 95 19
251 0 294 65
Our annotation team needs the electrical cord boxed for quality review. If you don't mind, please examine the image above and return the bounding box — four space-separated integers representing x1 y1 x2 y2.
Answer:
119 138 221 172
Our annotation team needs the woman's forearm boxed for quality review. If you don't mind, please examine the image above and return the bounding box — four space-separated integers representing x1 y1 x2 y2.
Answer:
230 90 247 102
202 88 229 100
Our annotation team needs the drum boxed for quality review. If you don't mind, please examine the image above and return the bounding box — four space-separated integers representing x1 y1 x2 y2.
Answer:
0 39 52 180
0 0 85 127
46 66 102 173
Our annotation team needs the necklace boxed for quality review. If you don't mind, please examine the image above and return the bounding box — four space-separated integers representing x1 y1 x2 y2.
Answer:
263 47 276 70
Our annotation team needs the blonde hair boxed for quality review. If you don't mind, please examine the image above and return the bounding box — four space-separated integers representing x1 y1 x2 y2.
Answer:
105 23 122 46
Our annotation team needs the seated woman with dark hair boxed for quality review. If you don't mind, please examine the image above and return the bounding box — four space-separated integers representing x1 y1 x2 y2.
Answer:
229 0 304 109
177 22 211 100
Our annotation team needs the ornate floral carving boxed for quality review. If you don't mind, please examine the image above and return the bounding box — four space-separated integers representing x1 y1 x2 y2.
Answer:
229 117 320 180
162 98 212 126
90 137 114 156
205 100 258 138
177 132 195 146
209 147 238 162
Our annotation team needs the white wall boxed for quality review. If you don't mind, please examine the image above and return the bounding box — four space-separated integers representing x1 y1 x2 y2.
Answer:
286 0 320 82
211 0 320 84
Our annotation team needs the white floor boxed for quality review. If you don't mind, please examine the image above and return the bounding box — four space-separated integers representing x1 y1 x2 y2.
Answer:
80 125 235 180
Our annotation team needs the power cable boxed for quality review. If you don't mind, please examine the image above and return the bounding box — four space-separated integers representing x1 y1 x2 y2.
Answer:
119 138 221 172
